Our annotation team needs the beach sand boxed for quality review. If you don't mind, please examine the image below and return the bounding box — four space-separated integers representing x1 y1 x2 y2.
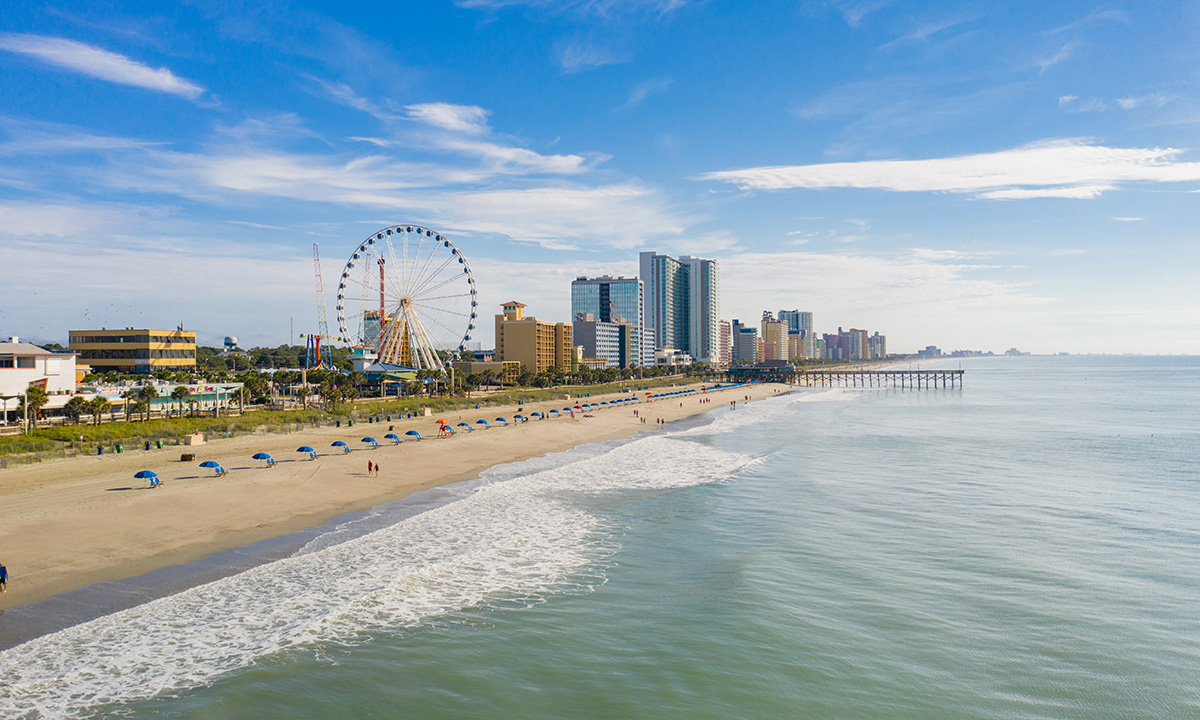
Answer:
0 381 786 611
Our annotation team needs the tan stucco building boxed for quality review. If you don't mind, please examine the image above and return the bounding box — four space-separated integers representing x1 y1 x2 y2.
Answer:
494 301 573 374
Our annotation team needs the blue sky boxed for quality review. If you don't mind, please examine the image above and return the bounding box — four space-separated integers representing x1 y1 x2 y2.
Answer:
1 0 1198 353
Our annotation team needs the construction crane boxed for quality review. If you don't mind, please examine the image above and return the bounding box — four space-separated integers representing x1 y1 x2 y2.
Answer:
303 243 345 369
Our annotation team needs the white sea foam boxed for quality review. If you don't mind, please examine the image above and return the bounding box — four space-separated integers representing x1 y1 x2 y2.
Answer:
0 432 755 718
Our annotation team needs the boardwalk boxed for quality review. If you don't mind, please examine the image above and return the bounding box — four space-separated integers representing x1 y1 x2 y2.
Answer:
796 369 963 389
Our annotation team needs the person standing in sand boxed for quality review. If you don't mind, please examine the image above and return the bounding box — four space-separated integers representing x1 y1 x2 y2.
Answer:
368 460 373 476
374 462 381 477
1 561 7 593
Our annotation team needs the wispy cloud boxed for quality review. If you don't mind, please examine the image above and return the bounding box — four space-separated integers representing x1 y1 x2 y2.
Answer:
825 0 898 28
1111 216 1143 222
698 138 1200 199
1058 95 1108 112
0 33 204 99
878 14 975 50
619 76 672 110
1037 42 1076 72
558 38 628 73
1046 9 1128 36
457 0 685 19
405 103 491 134
1059 93 1176 113
308 77 399 121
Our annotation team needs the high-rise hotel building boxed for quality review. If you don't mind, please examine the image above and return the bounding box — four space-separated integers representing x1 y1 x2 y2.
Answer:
570 275 644 366
638 252 719 364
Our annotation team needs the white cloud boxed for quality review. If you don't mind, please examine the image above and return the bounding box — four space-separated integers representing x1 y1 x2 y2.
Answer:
405 103 491 134
0 33 204 99
1111 216 1143 222
620 76 672 110
698 139 1200 199
456 0 685 18
1058 95 1108 112
977 184 1113 200
558 39 628 73
1037 42 1076 72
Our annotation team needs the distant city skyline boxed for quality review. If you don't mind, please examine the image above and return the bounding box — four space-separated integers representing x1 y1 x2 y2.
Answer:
1 2 1198 354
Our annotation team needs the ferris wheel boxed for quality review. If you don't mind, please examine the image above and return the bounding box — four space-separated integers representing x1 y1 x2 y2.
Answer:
335 224 478 372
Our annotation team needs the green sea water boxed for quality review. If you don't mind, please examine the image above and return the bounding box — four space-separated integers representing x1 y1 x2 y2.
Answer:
3 356 1198 718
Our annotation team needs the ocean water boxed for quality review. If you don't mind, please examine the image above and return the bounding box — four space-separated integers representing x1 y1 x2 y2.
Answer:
2 355 1199 719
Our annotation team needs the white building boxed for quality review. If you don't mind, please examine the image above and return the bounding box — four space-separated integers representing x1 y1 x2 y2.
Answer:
0 338 78 421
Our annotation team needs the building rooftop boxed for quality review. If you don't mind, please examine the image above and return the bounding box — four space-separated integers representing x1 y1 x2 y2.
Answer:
500 300 527 307
0 342 64 356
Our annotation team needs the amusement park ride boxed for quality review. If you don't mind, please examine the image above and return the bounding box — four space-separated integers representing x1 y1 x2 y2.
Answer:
305 225 478 374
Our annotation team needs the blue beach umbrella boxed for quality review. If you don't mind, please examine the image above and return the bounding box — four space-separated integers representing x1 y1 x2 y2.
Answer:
134 469 160 487
199 460 219 468
251 452 275 467
475 419 489 428
361 436 378 448
384 433 400 443
495 417 508 426
550 409 560 416
514 413 525 422
296 446 314 453
405 430 422 440
331 440 350 454
531 412 542 419
457 422 472 431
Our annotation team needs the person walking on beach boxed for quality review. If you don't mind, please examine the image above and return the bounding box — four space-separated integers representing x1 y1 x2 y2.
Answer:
368 460 373 476
374 461 381 477
1 562 7 593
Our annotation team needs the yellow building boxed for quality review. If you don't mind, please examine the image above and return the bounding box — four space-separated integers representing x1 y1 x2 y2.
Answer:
760 317 788 362
494 301 574 374
69 327 197 374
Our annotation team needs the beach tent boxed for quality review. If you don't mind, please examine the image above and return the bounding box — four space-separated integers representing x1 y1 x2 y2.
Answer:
296 445 317 460
384 433 401 444
405 430 422 440
134 470 161 488
361 436 378 449
475 419 490 428
331 441 350 454
251 452 275 467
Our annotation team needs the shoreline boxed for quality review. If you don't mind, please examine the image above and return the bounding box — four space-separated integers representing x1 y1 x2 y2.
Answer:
0 381 787 626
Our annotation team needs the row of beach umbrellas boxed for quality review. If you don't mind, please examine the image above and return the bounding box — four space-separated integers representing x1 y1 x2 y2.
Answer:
134 391 664 485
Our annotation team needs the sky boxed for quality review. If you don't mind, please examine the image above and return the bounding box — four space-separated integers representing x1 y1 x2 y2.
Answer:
1 0 1198 354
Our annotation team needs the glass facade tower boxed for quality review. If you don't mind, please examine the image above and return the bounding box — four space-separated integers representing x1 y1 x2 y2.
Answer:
639 252 720 364
570 275 644 366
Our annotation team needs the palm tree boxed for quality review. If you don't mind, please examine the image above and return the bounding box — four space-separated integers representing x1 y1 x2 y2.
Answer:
295 385 310 408
171 385 191 417
121 389 139 422
64 396 90 425
138 385 159 421
89 395 111 425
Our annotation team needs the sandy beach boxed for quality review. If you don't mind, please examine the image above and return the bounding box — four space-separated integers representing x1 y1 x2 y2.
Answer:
0 381 785 612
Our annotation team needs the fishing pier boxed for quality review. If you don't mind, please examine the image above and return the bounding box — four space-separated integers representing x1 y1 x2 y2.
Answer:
796 369 963 389
723 365 963 388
